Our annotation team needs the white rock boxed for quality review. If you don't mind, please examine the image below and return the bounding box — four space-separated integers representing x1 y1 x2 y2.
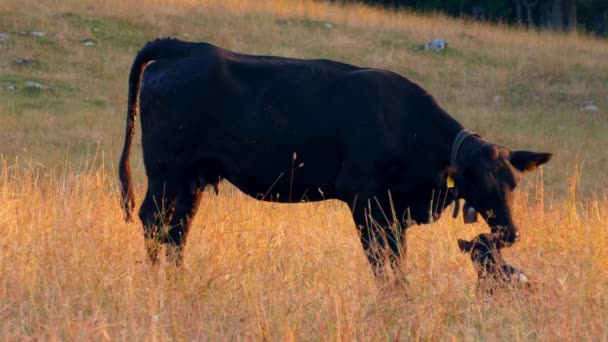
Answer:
14 57 31 64
425 38 448 51
0 33 9 41
81 38 97 47
29 31 46 37
581 104 599 112
24 81 48 90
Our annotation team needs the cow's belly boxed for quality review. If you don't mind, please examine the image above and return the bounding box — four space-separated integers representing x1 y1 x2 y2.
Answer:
220 141 343 203
230 175 337 203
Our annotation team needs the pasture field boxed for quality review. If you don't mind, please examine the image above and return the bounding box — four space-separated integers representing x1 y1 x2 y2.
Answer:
0 0 607 339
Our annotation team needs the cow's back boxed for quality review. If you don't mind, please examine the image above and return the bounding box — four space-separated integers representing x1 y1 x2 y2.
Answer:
137 45 364 199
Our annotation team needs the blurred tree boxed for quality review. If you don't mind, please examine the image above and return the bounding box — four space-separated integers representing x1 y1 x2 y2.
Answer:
325 0 607 36
551 0 564 29
578 0 608 35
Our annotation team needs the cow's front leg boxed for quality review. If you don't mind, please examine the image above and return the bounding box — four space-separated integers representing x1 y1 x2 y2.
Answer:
352 203 405 282
338 166 405 282
352 197 410 284
388 228 408 285
353 207 385 278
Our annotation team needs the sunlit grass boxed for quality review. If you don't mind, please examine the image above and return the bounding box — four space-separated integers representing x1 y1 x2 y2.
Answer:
1 0 607 339
1 156 607 339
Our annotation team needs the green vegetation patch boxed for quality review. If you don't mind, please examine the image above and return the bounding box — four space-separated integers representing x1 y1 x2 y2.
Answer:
59 12 148 50
276 17 337 32
84 98 106 108
0 74 74 114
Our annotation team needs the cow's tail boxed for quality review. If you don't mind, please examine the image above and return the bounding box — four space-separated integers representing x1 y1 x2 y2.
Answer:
119 38 191 222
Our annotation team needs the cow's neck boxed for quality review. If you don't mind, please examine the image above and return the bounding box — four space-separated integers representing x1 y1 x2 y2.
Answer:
426 114 466 169
450 129 481 167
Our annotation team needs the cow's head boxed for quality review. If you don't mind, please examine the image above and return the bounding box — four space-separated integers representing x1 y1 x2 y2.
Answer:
450 143 551 245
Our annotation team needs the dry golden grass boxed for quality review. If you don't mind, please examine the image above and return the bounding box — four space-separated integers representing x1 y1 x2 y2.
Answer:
1 0 608 339
1 157 607 340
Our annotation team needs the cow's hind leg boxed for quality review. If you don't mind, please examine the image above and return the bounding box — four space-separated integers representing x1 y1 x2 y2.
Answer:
164 181 203 265
138 177 177 264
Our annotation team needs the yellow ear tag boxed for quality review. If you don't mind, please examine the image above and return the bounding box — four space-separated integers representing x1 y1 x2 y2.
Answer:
446 175 455 189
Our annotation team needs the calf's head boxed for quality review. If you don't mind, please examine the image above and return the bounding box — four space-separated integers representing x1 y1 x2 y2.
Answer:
451 143 551 245
458 233 529 286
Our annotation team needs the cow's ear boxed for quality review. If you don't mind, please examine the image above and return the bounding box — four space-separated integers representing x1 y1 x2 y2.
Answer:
510 151 552 172
458 239 473 253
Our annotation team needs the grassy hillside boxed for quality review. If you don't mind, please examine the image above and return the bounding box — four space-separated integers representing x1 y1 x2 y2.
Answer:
1 0 607 193
1 0 607 340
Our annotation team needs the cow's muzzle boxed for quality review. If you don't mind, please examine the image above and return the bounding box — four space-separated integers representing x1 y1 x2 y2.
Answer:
491 225 520 246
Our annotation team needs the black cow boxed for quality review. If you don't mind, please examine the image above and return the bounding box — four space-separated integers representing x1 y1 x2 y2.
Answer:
119 38 551 278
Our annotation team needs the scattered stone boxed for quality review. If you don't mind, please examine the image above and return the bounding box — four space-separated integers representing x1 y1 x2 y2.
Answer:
324 23 334 29
0 33 9 42
493 95 502 104
80 38 97 47
24 81 49 90
93 27 100 33
581 104 599 112
7 84 16 91
14 57 34 65
424 38 448 51
29 31 46 38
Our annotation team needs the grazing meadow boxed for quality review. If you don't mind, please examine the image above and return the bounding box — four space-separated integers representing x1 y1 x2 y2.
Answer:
1 0 607 339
